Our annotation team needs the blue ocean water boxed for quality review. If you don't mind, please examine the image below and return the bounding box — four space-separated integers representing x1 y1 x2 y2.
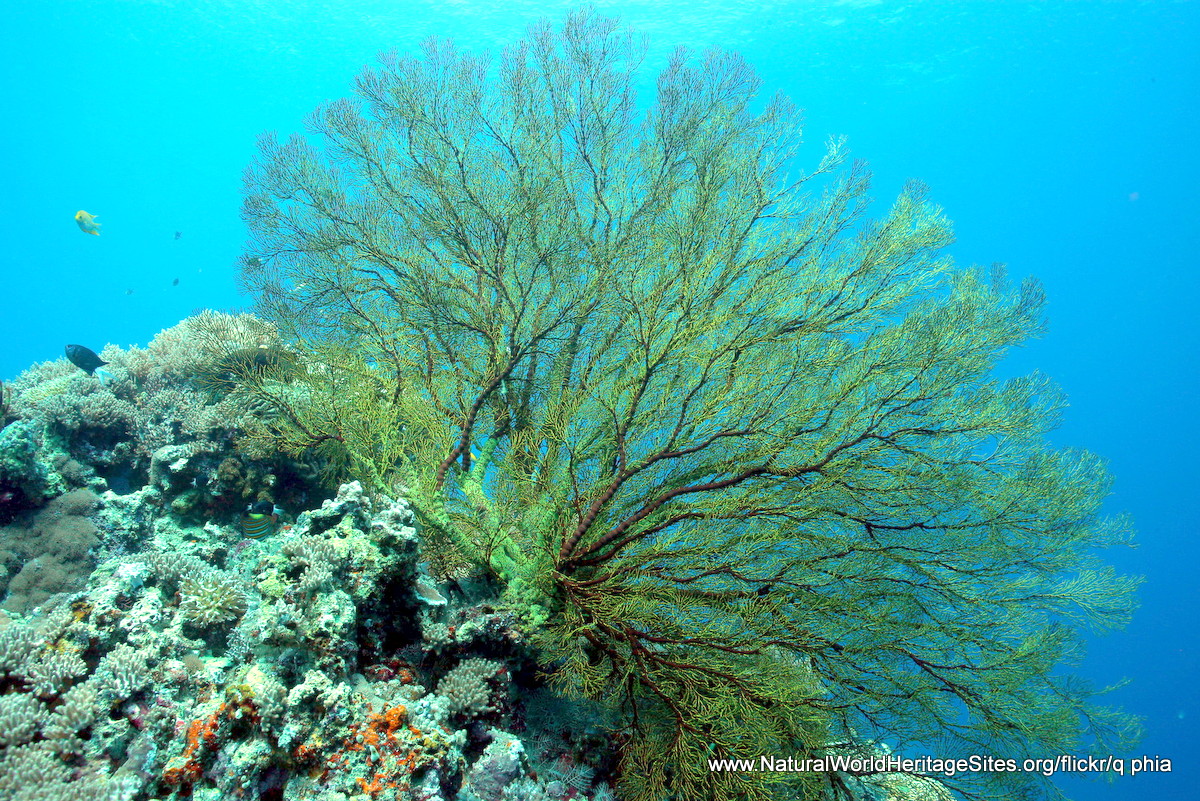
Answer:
0 2 1195 799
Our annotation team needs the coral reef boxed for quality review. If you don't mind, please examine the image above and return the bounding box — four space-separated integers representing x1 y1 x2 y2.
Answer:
437 658 505 718
0 334 628 799
0 489 100 613
178 573 248 627
0 480 618 800
0 309 963 801
0 420 67 513
6 314 313 515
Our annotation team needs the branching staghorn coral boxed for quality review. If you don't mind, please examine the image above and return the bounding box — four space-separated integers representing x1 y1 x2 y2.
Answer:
42 684 98 741
178 573 249 626
94 643 151 701
437 658 504 718
0 623 42 678
0 694 46 746
0 612 156 799
143 548 208 593
26 650 87 695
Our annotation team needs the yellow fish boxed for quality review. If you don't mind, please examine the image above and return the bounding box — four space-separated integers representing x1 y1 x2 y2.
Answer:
75 210 101 235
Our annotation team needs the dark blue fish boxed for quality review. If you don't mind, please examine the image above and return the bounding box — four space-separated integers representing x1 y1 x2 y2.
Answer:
174 231 183 240
64 344 107 375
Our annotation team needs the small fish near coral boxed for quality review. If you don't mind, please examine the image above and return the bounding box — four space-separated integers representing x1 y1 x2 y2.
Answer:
240 500 283 539
74 210 101 235
64 344 114 385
